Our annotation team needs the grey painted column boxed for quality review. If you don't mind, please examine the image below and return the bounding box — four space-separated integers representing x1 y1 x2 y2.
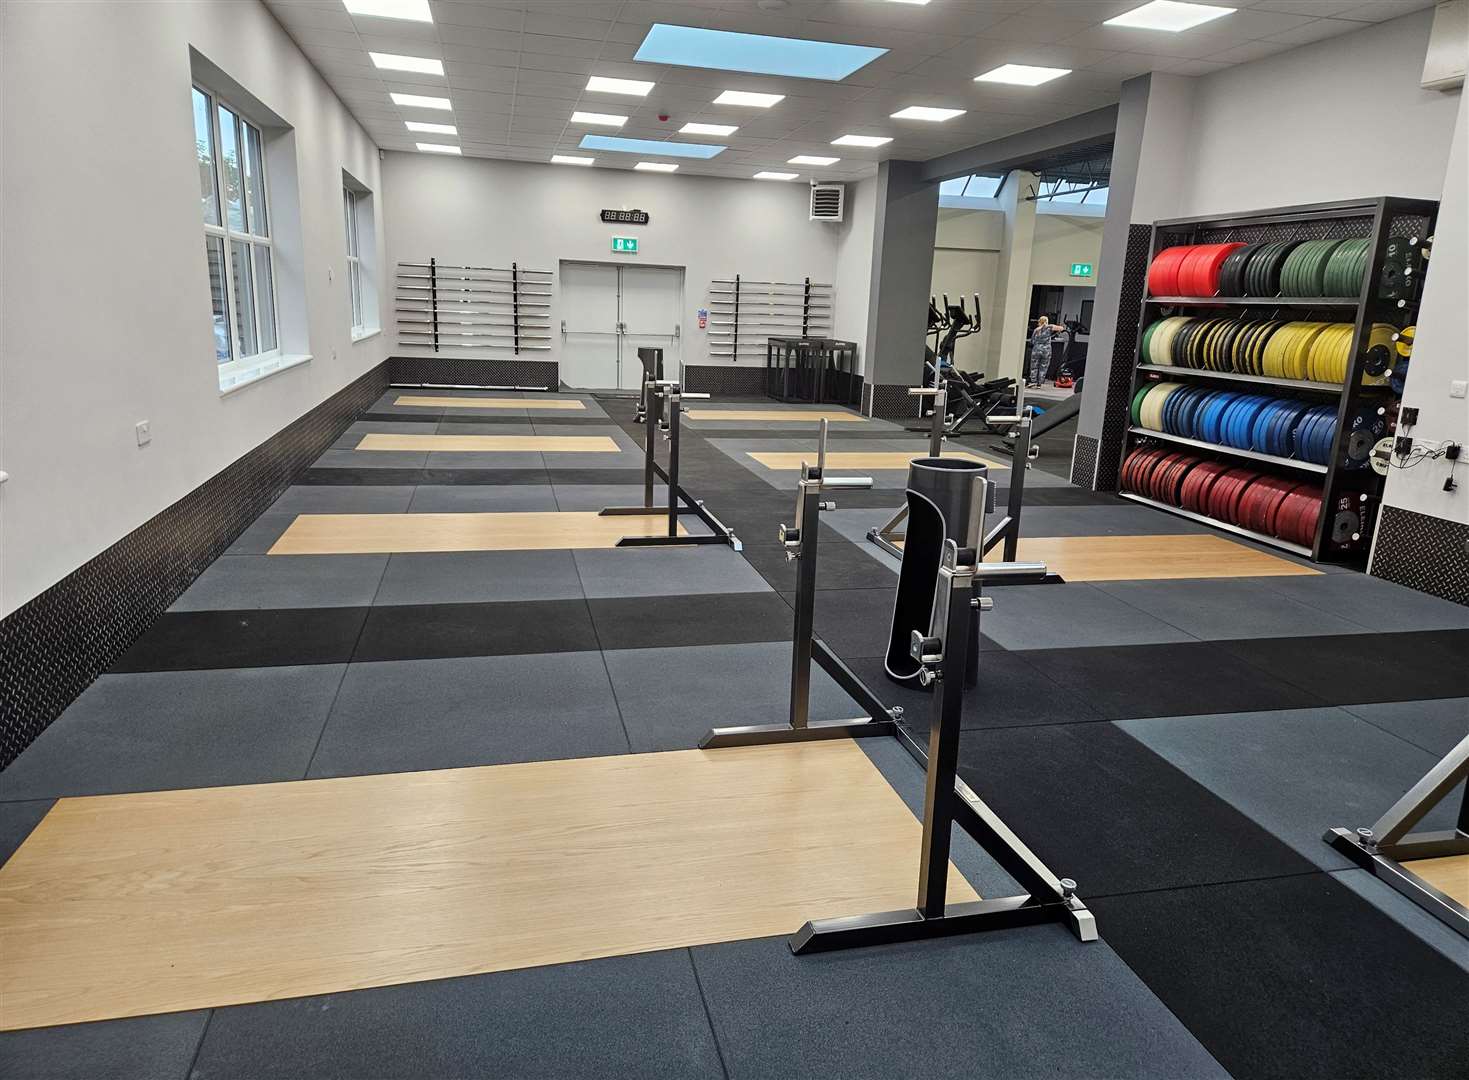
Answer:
990 170 1039 388
1072 73 1196 489
862 160 939 416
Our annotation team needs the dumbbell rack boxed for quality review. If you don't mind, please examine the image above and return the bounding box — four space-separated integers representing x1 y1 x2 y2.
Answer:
1119 196 1438 564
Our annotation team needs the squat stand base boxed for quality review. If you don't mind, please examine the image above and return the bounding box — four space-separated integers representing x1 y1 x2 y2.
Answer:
700 717 894 749
792 895 1089 954
1324 827 1469 940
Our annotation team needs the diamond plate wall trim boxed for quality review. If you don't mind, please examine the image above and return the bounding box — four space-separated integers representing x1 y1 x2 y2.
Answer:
388 355 557 390
1370 504 1469 606
1095 223 1153 492
0 362 391 770
1071 433 1100 489
868 384 917 422
681 364 766 396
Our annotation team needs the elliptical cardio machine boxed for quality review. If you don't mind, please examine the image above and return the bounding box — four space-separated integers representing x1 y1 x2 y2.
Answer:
915 294 1017 439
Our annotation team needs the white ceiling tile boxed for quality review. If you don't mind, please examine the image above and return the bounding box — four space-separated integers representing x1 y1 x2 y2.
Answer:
430 1 524 32
519 32 605 58
1248 0 1366 15
1334 0 1435 21
1264 16 1372 44
521 13 612 39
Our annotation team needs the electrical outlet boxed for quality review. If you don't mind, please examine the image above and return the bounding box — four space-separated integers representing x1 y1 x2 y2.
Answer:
135 420 151 447
1400 406 1419 426
1395 435 1414 457
1451 380 1467 399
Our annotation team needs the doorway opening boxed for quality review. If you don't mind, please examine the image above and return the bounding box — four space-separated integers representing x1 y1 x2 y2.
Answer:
559 261 684 390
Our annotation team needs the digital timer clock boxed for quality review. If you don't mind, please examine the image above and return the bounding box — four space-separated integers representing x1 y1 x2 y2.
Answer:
600 209 649 225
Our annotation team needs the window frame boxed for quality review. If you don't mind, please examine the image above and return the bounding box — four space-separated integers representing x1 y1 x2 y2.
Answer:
195 82 281 374
344 186 365 334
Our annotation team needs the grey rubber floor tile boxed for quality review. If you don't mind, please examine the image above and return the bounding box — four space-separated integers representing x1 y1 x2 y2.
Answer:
573 545 770 598
982 582 1197 650
1094 577 1368 640
169 554 388 611
405 483 558 512
1 666 346 799
1340 697 1469 755
1018 504 1210 536
1332 867 1469 972
603 641 861 751
373 550 583 606
225 511 296 554
1117 707 1459 870
551 483 669 510
189 949 719 1080
1272 571 1469 630
694 929 1227 1080
267 484 414 514
314 448 428 469
0 799 54 868
307 652 627 777
0 1011 209 1080
346 420 436 436
423 450 547 469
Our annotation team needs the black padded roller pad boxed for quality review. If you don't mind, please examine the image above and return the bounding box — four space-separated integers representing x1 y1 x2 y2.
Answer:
886 491 944 683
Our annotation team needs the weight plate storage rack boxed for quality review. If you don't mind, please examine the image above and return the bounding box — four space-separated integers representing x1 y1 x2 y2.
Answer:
1119 197 1437 564
395 260 553 353
707 275 833 363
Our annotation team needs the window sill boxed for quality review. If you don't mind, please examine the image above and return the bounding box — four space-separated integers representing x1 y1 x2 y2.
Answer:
351 327 382 344
218 352 312 396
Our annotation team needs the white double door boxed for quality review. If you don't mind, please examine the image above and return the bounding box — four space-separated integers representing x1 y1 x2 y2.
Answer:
559 262 683 390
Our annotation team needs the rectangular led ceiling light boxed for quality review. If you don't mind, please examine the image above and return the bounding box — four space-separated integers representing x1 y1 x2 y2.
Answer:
586 75 655 96
416 143 461 154
1105 1 1236 31
551 155 595 166
832 134 891 147
681 122 738 136
391 92 452 110
789 155 838 166
975 64 1071 86
370 52 444 75
580 135 725 158
891 106 965 122
343 0 432 22
405 121 456 134
635 161 679 172
714 90 784 108
754 171 798 180
635 24 886 81
571 111 627 127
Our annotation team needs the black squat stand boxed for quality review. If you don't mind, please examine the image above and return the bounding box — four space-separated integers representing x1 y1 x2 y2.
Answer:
1325 732 1469 940
869 391 1035 566
702 420 902 747
600 367 741 551
792 469 1094 953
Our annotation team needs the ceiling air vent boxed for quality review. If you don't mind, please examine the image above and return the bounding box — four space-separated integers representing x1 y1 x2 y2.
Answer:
809 182 845 222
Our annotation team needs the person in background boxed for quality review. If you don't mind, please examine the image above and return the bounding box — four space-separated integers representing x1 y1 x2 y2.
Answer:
1027 315 1067 388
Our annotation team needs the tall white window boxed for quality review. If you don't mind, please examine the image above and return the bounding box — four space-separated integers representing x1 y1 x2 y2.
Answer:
344 187 364 334
194 84 278 370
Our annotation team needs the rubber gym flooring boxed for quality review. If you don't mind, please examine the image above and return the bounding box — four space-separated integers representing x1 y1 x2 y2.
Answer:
2 391 1466 1079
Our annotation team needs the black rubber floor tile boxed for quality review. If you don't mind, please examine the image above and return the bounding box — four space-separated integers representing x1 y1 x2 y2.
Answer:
955 722 1316 895
355 411 436 425
0 1011 209 1080
111 607 367 671
295 466 427 485
190 949 721 1080
1220 629 1469 705
588 591 793 650
352 599 598 662
847 652 1101 733
1091 874 1469 1080
1022 640 1326 719
0 799 54 868
694 930 1226 1080
544 467 648 485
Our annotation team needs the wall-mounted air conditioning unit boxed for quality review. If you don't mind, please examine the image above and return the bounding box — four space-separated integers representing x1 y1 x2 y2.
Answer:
1422 0 1466 90
809 182 845 222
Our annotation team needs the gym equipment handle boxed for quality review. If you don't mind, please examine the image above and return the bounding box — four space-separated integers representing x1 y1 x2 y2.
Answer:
819 475 873 490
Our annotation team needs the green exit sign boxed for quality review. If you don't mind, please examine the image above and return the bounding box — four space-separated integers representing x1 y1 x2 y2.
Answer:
612 236 639 254
1070 262 1093 277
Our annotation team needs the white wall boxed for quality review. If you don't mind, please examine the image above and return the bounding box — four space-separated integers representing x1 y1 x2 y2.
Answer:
1031 215 1105 285
1375 88 1469 532
930 207 1101 375
379 152 843 374
832 178 876 373
0 0 388 615
1176 11 1461 217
